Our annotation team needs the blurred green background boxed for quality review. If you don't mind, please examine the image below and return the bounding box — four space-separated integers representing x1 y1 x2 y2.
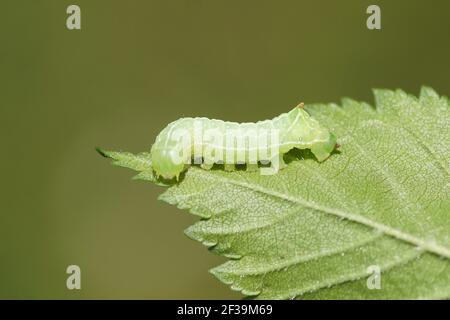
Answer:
0 0 449 299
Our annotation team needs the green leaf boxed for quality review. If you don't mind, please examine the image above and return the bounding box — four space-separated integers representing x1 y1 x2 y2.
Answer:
96 147 169 186
98 88 450 299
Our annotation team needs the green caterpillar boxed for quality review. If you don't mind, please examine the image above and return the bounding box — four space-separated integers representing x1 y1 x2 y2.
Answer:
151 103 338 180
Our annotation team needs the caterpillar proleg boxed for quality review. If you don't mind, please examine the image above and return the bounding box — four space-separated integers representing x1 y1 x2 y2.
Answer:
151 104 337 179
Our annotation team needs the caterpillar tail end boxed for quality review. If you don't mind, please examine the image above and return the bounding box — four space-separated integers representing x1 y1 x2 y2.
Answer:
311 133 338 162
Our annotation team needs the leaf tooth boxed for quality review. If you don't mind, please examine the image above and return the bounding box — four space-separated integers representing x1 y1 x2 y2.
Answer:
159 193 212 218
373 88 396 111
341 97 358 109
420 86 439 99
209 268 261 297
184 226 216 247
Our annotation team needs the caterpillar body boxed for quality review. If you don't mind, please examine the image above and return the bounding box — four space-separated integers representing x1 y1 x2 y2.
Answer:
151 104 337 180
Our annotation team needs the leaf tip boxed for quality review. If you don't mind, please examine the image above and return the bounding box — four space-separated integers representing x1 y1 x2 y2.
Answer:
95 147 110 158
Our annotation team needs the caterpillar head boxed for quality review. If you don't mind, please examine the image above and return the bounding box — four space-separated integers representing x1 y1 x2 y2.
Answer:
150 147 185 180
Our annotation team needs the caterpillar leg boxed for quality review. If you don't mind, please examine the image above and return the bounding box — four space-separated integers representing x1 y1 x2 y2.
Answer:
310 133 337 162
201 163 214 170
260 154 286 175
272 154 287 170
246 163 259 172
224 164 235 171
